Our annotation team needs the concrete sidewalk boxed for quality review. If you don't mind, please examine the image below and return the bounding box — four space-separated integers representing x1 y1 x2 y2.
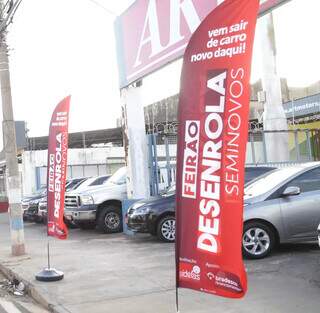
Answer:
1 213 320 313
0 213 177 313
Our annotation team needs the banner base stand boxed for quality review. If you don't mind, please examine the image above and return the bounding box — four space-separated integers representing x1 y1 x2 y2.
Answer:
35 268 64 282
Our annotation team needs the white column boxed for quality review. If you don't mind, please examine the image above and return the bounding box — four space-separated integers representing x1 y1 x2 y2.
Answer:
259 13 289 162
121 84 150 199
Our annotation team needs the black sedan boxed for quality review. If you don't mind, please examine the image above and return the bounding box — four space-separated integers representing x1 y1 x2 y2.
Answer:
127 166 276 242
127 185 176 242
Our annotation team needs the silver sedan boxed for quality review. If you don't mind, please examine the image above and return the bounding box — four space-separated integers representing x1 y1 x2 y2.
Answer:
243 162 320 259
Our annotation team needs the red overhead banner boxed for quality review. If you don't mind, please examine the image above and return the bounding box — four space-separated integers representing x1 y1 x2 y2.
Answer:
115 0 290 88
47 96 71 240
176 0 259 298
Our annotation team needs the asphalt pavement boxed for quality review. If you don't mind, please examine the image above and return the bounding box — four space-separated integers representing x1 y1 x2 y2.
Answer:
1 213 320 313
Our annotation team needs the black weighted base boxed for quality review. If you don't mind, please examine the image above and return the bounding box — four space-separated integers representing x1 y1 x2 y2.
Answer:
35 268 64 282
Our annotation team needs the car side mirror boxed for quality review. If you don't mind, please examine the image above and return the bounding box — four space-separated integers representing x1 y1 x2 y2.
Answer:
282 186 300 197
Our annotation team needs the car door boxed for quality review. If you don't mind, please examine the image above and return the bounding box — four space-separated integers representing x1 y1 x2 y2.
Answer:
279 166 320 240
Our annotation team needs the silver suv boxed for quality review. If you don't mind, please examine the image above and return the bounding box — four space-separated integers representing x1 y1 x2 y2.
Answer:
64 167 127 232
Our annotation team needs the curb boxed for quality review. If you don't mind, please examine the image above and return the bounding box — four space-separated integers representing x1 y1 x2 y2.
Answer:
0 262 70 313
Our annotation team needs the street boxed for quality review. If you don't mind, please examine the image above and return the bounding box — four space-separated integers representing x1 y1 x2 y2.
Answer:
0 213 320 313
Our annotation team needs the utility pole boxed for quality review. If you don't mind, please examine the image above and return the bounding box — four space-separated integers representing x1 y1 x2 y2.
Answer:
0 0 25 256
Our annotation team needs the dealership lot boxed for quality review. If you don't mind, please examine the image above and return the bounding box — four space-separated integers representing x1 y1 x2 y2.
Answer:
1 213 320 313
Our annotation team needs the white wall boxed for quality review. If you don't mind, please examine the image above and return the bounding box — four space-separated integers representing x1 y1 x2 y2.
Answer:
21 147 125 196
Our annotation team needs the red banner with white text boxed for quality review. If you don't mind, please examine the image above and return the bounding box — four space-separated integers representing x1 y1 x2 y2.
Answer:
47 96 71 240
176 0 259 298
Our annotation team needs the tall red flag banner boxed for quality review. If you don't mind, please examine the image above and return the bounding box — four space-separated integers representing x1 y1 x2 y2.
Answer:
47 96 71 240
176 0 259 299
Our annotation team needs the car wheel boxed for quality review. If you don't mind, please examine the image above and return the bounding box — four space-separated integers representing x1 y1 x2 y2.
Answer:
97 205 123 233
242 221 275 259
157 216 175 242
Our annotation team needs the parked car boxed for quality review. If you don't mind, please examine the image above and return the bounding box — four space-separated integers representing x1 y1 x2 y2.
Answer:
127 185 176 242
127 166 277 243
128 162 320 259
64 167 127 232
22 178 87 223
38 196 47 223
37 175 110 224
22 187 47 222
317 223 320 248
243 162 320 258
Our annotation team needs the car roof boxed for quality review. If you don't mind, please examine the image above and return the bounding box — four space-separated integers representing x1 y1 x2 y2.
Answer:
244 162 320 199
291 161 320 168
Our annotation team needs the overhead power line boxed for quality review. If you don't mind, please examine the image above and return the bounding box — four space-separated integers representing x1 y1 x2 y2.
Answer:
86 0 116 16
0 0 22 32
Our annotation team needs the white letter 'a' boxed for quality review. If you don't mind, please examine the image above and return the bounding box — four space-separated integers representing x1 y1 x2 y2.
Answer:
169 0 201 45
134 0 164 67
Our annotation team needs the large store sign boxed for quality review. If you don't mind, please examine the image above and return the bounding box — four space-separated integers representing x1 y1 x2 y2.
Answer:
175 0 259 298
283 93 320 119
115 0 290 88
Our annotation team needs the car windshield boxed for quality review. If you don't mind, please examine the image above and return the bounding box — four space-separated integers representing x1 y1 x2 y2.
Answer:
75 177 97 190
244 167 304 198
108 167 127 185
91 175 110 185
162 185 176 197
69 178 90 191
66 178 85 191
73 176 109 191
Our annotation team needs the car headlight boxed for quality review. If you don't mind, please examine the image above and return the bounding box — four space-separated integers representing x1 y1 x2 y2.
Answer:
80 195 94 205
134 206 151 215
131 202 145 210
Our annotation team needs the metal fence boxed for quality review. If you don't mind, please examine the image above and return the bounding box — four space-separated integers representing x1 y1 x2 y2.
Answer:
247 129 320 165
148 134 176 196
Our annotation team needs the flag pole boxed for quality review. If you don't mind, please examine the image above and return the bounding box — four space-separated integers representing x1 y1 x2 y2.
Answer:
47 239 50 269
35 212 64 282
176 286 179 313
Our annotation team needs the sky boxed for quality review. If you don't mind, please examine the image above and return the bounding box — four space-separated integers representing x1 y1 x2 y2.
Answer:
5 0 320 137
8 0 134 137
